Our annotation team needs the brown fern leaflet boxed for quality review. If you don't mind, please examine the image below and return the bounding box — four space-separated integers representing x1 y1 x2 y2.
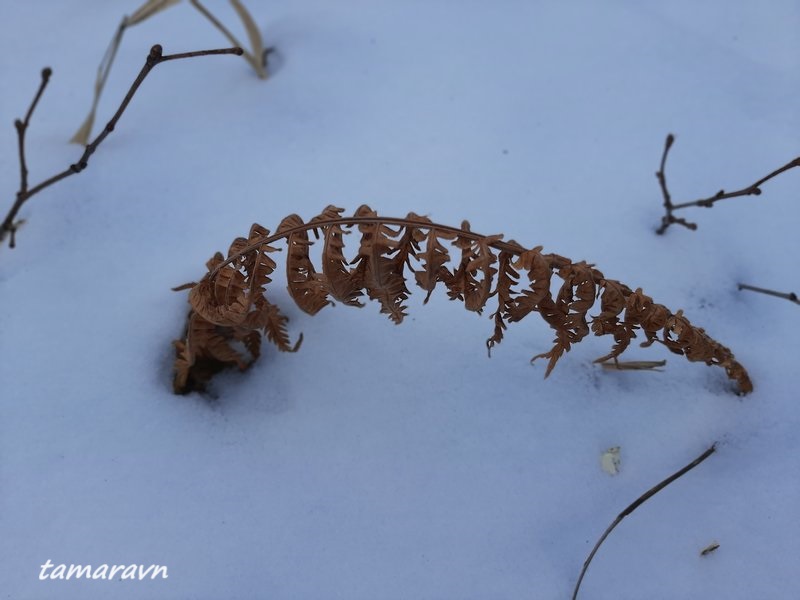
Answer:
172 206 753 395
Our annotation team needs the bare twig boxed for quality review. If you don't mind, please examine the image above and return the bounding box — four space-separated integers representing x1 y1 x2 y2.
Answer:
738 283 800 306
655 134 698 234
572 443 717 600
16 68 52 193
7 68 53 247
655 134 800 234
1 44 243 248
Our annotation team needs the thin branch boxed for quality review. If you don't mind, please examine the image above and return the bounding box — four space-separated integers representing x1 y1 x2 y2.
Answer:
10 67 52 247
672 158 800 210
655 134 698 234
1 44 243 248
655 134 800 234
572 443 717 600
738 283 800 306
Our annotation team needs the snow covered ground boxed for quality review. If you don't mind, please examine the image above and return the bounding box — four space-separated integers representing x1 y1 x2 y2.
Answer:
1 1 798 598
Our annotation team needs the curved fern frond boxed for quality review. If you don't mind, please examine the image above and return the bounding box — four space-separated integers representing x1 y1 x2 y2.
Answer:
172 207 753 395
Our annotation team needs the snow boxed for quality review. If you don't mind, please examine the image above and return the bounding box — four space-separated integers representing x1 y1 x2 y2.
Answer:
1 1 798 598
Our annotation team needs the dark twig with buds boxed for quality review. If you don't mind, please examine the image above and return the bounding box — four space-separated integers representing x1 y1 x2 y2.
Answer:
1 44 243 248
655 134 800 234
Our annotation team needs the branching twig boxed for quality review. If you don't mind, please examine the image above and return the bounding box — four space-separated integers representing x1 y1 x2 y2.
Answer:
655 134 698 234
572 443 717 600
1 44 243 248
738 283 800 306
655 133 800 234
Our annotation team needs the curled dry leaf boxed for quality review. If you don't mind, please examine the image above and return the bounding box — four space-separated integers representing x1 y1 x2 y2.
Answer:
172 206 753 395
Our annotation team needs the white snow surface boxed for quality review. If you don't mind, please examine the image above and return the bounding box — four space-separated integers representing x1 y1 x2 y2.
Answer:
1 1 799 599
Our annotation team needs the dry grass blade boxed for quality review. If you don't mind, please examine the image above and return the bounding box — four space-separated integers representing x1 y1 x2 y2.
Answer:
600 359 667 371
70 19 126 145
229 0 267 77
172 207 752 395
71 0 181 145
128 0 181 24
572 443 717 600
73 0 265 144
189 0 267 78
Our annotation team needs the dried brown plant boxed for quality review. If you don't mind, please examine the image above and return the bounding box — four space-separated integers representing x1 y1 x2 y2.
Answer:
72 0 267 145
172 206 753 395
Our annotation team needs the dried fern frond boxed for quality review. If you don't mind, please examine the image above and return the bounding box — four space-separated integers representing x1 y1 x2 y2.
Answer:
172 207 753 395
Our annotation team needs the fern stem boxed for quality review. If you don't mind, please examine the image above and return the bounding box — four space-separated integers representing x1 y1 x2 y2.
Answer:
209 216 572 278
